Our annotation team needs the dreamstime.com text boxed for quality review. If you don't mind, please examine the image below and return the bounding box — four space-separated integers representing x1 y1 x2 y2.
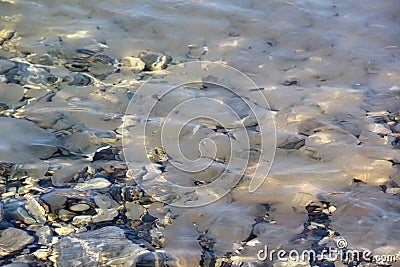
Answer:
257 245 399 264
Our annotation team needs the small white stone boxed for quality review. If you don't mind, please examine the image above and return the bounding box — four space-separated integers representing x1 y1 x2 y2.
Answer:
54 225 75 236
246 238 261 246
33 248 51 260
310 221 326 228
307 224 318 230
322 208 330 215
328 206 337 213
386 188 400 194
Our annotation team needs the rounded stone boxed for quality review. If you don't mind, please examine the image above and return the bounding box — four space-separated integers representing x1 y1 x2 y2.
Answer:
0 59 16 74
69 203 91 212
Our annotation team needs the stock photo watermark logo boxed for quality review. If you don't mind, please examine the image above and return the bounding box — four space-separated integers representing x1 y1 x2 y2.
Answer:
257 237 400 264
122 61 276 207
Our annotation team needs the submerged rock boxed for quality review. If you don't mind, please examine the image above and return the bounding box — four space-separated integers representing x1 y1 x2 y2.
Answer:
0 30 15 46
25 195 47 225
0 58 16 73
0 117 58 163
322 186 400 252
36 225 53 245
52 226 148 266
59 209 76 222
164 214 202 267
139 52 170 71
54 225 76 236
69 203 91 212
0 227 34 257
0 83 24 109
125 202 145 221
92 194 119 223
41 191 67 213
74 177 111 190
121 56 146 72
3 201 36 225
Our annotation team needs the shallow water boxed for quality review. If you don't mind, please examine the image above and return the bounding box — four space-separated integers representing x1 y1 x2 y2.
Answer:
0 0 400 266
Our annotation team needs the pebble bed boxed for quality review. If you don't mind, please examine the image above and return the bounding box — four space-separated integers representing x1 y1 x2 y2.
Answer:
0 0 400 266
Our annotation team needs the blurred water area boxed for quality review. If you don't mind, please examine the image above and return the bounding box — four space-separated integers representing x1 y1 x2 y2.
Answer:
0 0 399 266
